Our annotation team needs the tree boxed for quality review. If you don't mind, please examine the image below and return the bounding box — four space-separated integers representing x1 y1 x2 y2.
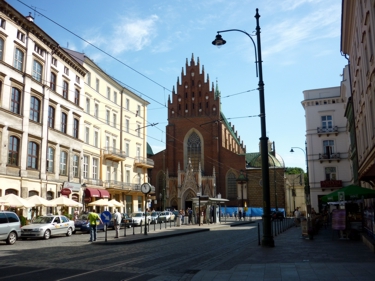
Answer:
285 167 304 175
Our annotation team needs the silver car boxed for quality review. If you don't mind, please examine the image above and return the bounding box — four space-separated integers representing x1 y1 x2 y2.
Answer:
130 212 151 226
0 211 21 245
21 215 75 240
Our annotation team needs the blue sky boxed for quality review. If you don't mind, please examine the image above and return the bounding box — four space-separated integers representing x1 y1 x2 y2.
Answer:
9 0 344 171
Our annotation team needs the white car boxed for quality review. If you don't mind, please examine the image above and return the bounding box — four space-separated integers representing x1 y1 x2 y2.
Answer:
130 212 151 226
21 215 75 240
158 211 176 222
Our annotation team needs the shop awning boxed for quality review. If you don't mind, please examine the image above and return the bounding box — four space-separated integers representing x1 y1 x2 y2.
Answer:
98 189 110 198
84 187 101 198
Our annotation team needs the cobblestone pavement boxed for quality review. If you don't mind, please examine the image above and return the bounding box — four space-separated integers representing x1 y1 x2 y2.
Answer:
1 218 375 281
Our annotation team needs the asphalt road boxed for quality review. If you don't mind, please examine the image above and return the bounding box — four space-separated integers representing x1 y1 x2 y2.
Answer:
0 223 259 281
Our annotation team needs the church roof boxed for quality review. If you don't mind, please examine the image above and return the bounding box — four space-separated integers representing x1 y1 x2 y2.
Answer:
147 142 154 156
245 152 285 168
220 112 242 148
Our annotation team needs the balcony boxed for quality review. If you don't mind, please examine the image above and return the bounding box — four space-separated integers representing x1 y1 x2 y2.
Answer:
103 147 126 161
106 181 141 191
83 178 103 187
320 180 342 191
319 153 341 163
134 156 154 168
317 126 338 137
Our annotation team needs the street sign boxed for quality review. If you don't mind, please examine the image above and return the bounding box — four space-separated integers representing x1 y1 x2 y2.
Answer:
101 211 111 224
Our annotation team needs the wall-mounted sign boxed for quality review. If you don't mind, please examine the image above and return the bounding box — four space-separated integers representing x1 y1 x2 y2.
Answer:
61 188 71 196
63 182 82 192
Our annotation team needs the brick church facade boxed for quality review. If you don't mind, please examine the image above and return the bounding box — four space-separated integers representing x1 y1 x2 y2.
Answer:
149 54 285 212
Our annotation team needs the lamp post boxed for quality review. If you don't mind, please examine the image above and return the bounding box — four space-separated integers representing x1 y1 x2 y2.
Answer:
290 141 311 230
212 8 274 247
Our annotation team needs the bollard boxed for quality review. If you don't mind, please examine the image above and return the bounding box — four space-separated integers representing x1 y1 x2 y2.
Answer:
154 221 156 231
124 222 126 237
274 220 277 236
160 221 162 230
257 222 260 245
133 223 135 235
140 221 143 234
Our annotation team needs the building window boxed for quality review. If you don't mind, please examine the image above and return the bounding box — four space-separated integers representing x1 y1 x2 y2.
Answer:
113 167 117 182
50 72 56 91
94 131 98 147
325 167 336 181
137 124 141 137
51 57 57 67
187 132 201 172
47 147 54 172
0 18 6 29
137 105 141 117
95 78 99 92
126 99 129 110
11 87 21 114
125 143 129 156
86 98 90 113
48 106 55 128
92 158 98 179
86 72 91 86
125 119 129 133
126 170 130 183
29 96 40 122
14 48 24 71
106 166 111 182
107 87 111 100
0 38 4 61
106 136 110 149
227 172 237 200
113 113 117 128
321 115 332 129
113 92 117 104
73 118 79 139
32 60 43 82
73 155 79 177
94 104 98 118
323 140 334 157
64 66 69 75
8 136 19 166
60 151 67 175
85 127 90 144
106 110 110 125
83 156 88 179
112 139 117 150
75 75 80 83
17 30 25 42
63 81 68 99
74 89 80 105
61 113 67 133
34 44 44 56
27 141 39 169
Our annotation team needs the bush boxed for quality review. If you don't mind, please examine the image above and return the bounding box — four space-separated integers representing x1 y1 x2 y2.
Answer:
64 213 73 220
19 216 27 226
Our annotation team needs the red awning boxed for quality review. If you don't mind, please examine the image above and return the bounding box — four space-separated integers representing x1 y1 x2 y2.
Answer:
84 187 100 198
99 189 110 198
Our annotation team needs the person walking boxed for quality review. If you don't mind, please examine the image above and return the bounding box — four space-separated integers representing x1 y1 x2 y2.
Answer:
87 209 103 242
294 207 301 227
188 208 193 224
113 209 122 238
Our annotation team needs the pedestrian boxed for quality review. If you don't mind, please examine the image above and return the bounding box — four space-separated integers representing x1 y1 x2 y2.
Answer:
294 207 301 227
113 209 122 238
74 208 79 221
238 209 242 221
188 208 193 224
181 209 185 225
87 209 103 242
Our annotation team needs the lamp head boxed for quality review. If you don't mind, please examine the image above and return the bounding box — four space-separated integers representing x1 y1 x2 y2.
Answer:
212 34 226 46
290 148 294 153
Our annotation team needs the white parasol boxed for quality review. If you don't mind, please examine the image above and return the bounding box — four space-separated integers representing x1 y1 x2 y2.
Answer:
108 199 124 207
88 198 114 207
0 194 35 208
26 195 56 207
50 196 82 207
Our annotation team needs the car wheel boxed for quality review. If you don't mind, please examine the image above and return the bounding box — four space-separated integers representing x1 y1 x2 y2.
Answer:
66 227 73 237
6 231 17 245
43 229 51 240
72 230 76 234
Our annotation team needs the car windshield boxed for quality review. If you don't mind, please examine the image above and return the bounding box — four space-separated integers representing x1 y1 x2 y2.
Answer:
78 214 88 220
32 216 54 224
151 212 158 217
132 213 143 217
160 212 168 216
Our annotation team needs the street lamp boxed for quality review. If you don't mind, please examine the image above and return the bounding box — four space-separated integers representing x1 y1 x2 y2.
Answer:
212 8 274 247
290 141 311 229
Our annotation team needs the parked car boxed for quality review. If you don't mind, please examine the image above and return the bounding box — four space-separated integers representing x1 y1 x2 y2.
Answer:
0 211 21 245
150 211 160 224
74 213 105 233
158 211 176 222
108 213 134 229
21 215 75 240
130 212 151 226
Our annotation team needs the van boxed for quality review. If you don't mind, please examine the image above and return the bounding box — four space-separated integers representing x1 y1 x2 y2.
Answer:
0 211 21 245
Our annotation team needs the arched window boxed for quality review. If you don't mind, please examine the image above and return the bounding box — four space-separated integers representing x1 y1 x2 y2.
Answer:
8 136 19 166
187 132 201 172
11 87 21 114
227 172 237 200
27 141 39 169
29 190 38 197
47 147 54 172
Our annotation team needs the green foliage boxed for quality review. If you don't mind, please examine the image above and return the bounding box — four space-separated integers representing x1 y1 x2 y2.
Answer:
64 213 73 220
19 216 27 226
285 167 304 175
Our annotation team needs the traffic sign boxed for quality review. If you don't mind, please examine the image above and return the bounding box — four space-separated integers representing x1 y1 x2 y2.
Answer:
101 211 111 223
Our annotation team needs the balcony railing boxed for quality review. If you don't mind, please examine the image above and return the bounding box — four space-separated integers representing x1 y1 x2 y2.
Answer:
317 126 339 136
134 156 154 168
83 178 103 187
319 153 341 162
106 181 141 191
103 147 126 161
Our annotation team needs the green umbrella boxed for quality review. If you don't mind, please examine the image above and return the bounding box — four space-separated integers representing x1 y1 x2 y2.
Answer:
321 185 375 203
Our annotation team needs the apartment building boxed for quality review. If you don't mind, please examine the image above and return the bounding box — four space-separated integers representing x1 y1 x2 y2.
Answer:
64 49 152 214
0 3 86 215
302 81 352 213
341 0 375 187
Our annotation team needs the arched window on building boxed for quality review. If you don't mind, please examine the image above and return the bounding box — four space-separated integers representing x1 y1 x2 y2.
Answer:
227 172 237 200
187 132 201 172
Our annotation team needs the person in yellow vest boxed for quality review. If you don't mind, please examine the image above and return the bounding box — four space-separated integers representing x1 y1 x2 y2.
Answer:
87 209 103 242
